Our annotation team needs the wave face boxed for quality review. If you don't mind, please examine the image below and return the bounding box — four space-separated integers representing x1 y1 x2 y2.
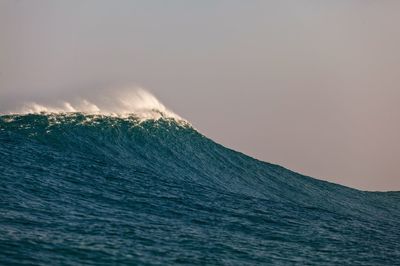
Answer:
1 113 400 265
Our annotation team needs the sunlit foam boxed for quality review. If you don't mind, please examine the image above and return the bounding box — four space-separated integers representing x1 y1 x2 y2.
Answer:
11 88 184 122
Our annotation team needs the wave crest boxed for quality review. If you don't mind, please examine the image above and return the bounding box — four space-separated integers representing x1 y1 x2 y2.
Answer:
11 88 184 122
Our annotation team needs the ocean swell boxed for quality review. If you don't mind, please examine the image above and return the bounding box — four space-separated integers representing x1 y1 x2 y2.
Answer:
0 96 400 265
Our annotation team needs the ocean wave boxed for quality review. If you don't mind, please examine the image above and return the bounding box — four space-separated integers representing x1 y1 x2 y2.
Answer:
1 109 400 264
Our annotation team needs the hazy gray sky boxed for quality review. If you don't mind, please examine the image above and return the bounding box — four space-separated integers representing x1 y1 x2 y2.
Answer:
1 0 400 191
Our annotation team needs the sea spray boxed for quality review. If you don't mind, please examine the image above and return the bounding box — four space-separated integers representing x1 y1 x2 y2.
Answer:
8 88 184 122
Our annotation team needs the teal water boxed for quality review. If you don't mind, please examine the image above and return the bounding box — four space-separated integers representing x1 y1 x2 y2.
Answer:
1 113 399 265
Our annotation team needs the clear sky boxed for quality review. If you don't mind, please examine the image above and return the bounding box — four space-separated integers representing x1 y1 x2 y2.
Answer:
1 0 399 191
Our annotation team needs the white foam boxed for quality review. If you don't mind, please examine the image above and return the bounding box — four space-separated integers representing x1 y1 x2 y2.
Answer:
12 88 185 122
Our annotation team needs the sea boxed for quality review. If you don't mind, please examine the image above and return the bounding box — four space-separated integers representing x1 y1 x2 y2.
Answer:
1 102 399 265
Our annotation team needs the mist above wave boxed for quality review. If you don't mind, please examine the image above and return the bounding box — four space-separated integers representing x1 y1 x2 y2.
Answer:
8 88 184 121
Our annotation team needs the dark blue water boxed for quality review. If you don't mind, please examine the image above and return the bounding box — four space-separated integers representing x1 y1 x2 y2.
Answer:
1 113 399 265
